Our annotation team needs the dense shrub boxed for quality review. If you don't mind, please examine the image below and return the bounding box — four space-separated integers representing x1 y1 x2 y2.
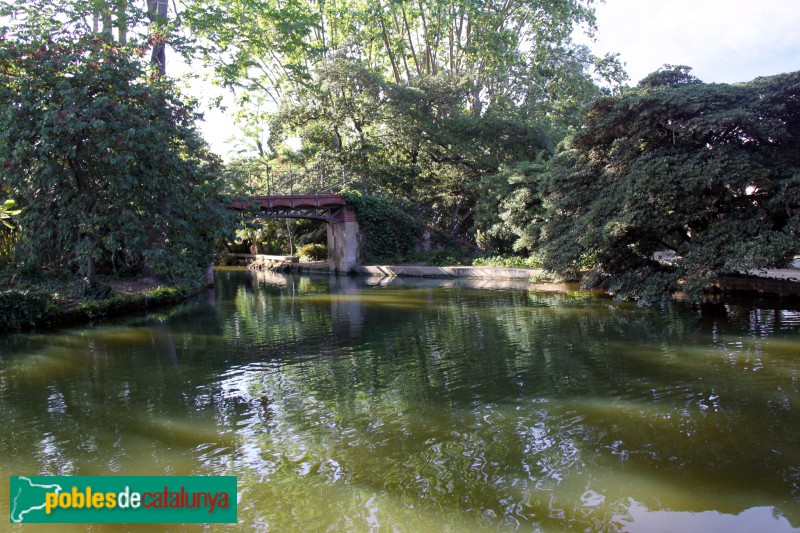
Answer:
342 191 423 264
0 36 227 287
540 67 800 300
297 243 328 261
472 255 542 268
0 285 190 333
0 290 57 331
423 249 464 266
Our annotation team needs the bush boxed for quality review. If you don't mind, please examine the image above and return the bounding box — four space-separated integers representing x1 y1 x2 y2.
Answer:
472 255 542 268
0 289 57 331
57 285 188 323
217 254 241 266
297 243 328 261
0 36 227 285
417 249 464 266
342 191 423 264
79 280 113 301
540 68 800 300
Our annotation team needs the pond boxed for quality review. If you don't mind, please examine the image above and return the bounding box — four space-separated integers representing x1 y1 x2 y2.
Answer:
1 268 800 531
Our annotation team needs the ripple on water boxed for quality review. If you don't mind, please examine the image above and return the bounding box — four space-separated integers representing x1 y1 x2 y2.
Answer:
3 271 800 531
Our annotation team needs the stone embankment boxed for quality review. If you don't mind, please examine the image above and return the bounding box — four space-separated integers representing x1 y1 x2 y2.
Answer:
299 261 800 299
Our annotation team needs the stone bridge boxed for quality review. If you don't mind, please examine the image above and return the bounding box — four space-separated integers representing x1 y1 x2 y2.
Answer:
227 192 360 272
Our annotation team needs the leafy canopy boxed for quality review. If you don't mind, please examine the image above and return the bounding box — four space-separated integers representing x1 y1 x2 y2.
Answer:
539 67 800 300
0 34 227 284
185 0 626 239
184 0 623 112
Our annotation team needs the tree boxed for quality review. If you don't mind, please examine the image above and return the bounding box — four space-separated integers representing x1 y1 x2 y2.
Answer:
0 35 226 285
472 158 549 254
184 0 622 114
184 0 625 239
637 64 702 89
267 55 555 236
184 0 626 146
539 66 800 300
1 0 182 76
2 0 142 44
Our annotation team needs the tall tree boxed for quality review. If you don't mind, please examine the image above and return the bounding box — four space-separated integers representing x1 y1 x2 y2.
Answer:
147 0 169 75
0 35 226 285
1 0 179 76
185 0 622 117
1 0 142 43
539 66 800 300
185 0 625 237
268 55 554 235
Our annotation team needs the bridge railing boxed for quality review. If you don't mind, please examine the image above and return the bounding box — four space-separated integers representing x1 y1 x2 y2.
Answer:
242 165 386 197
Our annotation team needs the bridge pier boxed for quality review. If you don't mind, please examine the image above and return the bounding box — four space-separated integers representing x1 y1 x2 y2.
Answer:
327 215 360 273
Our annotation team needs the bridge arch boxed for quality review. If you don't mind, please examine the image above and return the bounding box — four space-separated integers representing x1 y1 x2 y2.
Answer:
227 194 360 272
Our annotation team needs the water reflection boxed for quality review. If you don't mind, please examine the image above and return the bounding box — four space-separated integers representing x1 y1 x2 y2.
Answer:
0 268 799 531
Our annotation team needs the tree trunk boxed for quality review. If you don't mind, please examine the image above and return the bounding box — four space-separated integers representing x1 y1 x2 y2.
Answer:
116 0 128 44
378 16 401 84
147 0 168 76
448 197 462 235
401 6 420 76
87 252 96 285
101 2 113 39
471 85 482 116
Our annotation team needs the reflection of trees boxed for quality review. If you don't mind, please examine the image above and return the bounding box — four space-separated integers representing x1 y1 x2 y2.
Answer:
0 301 229 480
0 269 799 530
212 270 800 529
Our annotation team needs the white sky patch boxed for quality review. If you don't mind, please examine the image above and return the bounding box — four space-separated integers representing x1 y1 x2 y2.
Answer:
588 0 800 84
170 50 242 160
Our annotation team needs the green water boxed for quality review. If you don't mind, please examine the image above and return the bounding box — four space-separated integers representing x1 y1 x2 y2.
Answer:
2 268 800 532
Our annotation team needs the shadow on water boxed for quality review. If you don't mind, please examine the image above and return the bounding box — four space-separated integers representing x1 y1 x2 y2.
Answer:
0 267 799 531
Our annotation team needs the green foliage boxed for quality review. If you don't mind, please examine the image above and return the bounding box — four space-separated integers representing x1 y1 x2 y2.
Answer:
539 68 800 301
637 64 703 88
472 255 542 269
342 191 423 264
79 281 113 301
148 286 185 299
185 0 624 113
3 0 146 42
297 243 327 262
0 283 189 333
216 254 241 266
0 231 19 266
229 217 324 257
473 159 549 254
0 200 21 265
0 290 58 331
65 286 187 322
1 0 193 77
420 249 465 267
0 200 22 229
270 56 564 239
0 35 228 286
185 0 627 241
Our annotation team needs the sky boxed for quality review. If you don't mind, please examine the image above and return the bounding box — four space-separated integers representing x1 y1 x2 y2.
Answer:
193 0 800 158
588 0 800 84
